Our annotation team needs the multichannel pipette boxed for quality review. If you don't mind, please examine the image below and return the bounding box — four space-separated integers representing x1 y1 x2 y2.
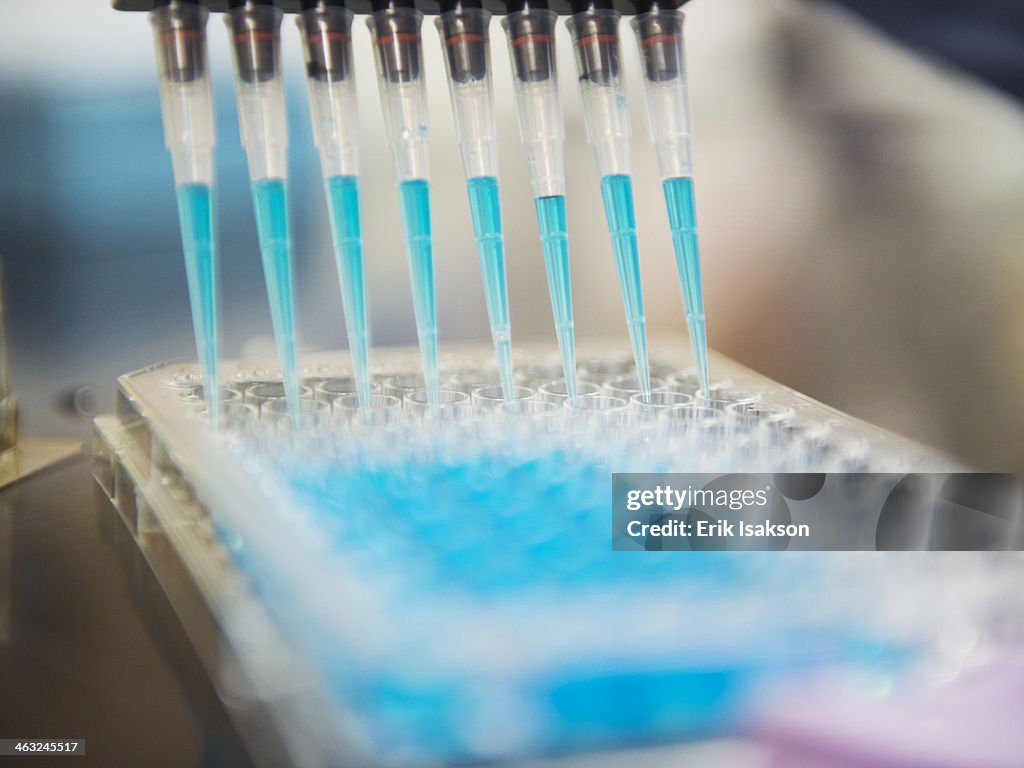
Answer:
367 3 440 410
502 5 577 400
567 6 651 397
150 1 220 426
632 7 710 395
298 4 372 411
132 0 716 409
226 0 302 418
436 4 515 401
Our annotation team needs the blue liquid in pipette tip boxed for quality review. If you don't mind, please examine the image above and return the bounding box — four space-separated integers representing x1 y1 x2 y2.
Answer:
600 174 651 397
251 178 302 416
663 176 710 395
326 175 372 410
534 195 577 400
176 183 220 429
398 179 440 410
467 176 514 400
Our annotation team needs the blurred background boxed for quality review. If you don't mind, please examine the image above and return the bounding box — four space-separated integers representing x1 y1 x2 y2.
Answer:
0 0 1022 468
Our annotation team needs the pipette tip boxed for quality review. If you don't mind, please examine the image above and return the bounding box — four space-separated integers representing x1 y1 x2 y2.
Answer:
599 174 651 398
535 195 577 401
175 183 221 430
324 175 373 412
627 319 652 398
663 175 710 397
688 315 710 396
250 179 302 422
398 179 441 412
466 176 516 402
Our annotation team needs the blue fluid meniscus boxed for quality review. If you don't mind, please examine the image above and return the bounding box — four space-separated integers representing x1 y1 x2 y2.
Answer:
398 179 439 409
467 176 514 400
326 175 372 409
663 176 709 395
600 174 651 397
251 178 302 413
175 183 220 427
534 195 577 401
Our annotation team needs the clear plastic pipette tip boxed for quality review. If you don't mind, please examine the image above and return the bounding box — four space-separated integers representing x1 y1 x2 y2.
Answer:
368 7 439 410
631 8 710 395
400 179 440 410
535 195 577 400
225 3 302 421
601 174 651 396
251 179 303 416
149 3 220 427
325 176 372 411
299 6 372 413
664 176 709 395
502 9 577 400
567 8 650 396
436 8 515 401
467 177 515 401
176 184 220 428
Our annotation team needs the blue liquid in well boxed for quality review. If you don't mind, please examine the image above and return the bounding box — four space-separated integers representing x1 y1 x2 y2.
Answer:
229 421 916 761
175 183 220 428
326 175 372 409
663 176 709 395
270 444 897 759
467 176 514 400
534 195 577 400
398 179 439 409
600 174 651 396
251 178 301 414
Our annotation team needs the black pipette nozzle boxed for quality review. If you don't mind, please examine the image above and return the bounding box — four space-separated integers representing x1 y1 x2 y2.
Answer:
569 4 620 85
300 1 353 82
369 0 421 83
630 0 685 12
504 0 548 14
505 1 556 83
438 0 481 11
119 0 691 16
633 4 683 81
568 0 610 14
152 0 207 83
228 0 280 83
300 0 346 8
438 0 488 83
370 0 415 11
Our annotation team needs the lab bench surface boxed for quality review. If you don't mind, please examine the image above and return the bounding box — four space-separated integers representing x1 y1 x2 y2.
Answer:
0 456 254 768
